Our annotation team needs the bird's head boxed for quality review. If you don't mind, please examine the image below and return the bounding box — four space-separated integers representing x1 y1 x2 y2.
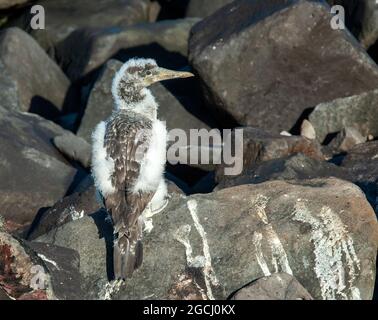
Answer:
112 58 194 114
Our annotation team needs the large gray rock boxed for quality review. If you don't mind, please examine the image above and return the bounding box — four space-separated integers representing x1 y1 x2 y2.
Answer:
0 108 76 234
231 273 313 300
7 0 151 53
186 0 234 17
327 0 378 48
309 89 378 143
36 179 378 300
77 59 210 143
0 28 70 119
56 18 200 81
189 0 378 133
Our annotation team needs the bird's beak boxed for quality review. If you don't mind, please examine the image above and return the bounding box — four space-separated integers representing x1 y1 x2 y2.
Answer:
148 67 195 85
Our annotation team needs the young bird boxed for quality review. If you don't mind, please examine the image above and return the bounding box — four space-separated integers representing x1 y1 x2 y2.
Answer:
91 58 193 280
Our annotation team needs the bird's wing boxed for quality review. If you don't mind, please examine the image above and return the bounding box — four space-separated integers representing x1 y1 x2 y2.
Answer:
104 114 154 232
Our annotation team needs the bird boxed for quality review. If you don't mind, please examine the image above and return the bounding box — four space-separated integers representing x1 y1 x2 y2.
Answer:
91 58 194 280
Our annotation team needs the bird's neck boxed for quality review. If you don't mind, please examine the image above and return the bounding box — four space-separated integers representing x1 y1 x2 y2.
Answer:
114 85 158 120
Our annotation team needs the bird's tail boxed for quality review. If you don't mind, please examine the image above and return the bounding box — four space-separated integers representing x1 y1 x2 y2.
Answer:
113 219 143 280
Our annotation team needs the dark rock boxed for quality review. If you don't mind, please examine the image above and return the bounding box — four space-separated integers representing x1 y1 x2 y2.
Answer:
77 59 210 143
216 153 349 190
7 0 151 53
28 185 101 240
56 18 200 81
326 127 366 154
36 179 378 300
53 133 92 169
0 28 71 119
26 241 86 300
186 0 234 18
189 0 378 133
215 127 324 183
0 107 76 234
327 0 378 48
230 273 313 300
340 141 378 213
309 89 378 143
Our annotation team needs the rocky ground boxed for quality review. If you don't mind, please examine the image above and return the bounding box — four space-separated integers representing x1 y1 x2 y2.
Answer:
0 0 378 300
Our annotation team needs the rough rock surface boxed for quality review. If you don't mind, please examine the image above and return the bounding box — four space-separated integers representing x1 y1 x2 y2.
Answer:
0 108 76 234
189 0 378 133
186 0 234 18
35 179 378 300
231 273 313 300
77 59 210 142
57 18 200 81
53 133 92 169
327 0 378 48
340 141 378 213
215 127 324 182
309 89 378 143
326 127 367 154
0 28 71 119
7 0 151 52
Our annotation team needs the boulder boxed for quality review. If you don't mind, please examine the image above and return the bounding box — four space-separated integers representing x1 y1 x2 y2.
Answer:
0 28 71 119
189 0 378 133
340 141 378 213
0 108 76 234
7 0 151 53
186 0 234 18
0 231 85 300
36 179 378 300
327 0 378 48
77 59 210 143
230 273 313 300
56 18 200 81
215 127 324 183
309 89 378 143
326 127 367 154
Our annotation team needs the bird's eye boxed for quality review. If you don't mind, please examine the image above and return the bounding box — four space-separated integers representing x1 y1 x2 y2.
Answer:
146 70 152 76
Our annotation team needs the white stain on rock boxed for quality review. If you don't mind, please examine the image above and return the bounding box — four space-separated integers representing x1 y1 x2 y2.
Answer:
251 195 293 276
293 202 361 300
69 206 84 221
38 254 60 270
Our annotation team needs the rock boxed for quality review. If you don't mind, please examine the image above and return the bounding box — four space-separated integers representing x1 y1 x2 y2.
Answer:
0 230 85 299
0 28 71 120
77 59 210 143
215 127 324 183
36 179 378 300
230 273 313 300
35 212 112 299
216 153 350 190
300 120 316 140
0 0 29 9
28 185 101 240
327 127 367 153
186 0 234 18
327 0 378 48
56 18 200 81
340 141 378 213
309 89 378 143
7 0 151 53
53 133 92 169
189 0 378 133
0 231 53 299
0 108 76 234
26 241 86 300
